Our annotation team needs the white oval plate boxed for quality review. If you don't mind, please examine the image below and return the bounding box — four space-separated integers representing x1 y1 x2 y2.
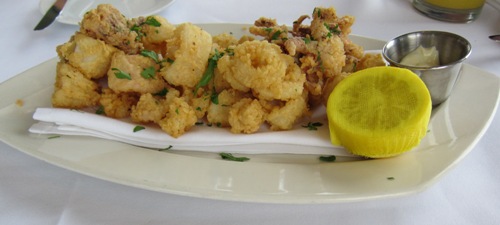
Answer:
1 24 499 203
39 0 177 25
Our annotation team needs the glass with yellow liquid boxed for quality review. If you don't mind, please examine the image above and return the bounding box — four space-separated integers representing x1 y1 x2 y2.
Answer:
412 0 486 23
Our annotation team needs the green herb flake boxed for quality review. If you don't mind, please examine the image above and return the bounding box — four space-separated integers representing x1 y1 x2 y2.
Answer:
210 88 219 105
141 66 156 79
95 105 105 115
145 16 161 27
303 37 311 44
319 155 336 162
195 121 204 126
324 23 341 37
130 24 144 41
271 30 282 40
153 88 168 96
159 145 173 151
133 125 145 132
48 135 61 139
302 122 323 131
194 49 224 94
387 177 395 181
219 152 250 162
140 50 160 63
165 58 175 64
224 48 234 56
263 27 273 34
112 68 132 80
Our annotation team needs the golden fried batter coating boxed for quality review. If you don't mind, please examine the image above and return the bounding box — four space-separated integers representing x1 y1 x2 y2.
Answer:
50 4 385 138
266 91 309 131
57 32 118 79
107 51 165 94
249 19 289 42
229 98 266 134
161 23 212 88
158 97 197 138
218 40 305 101
212 33 239 49
52 62 100 108
317 36 346 79
130 93 168 123
80 4 143 54
99 88 139 118
129 15 175 55
207 89 248 127
356 53 386 70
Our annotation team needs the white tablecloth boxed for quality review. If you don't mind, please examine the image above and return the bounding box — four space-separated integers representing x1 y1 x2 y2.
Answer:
1 0 499 224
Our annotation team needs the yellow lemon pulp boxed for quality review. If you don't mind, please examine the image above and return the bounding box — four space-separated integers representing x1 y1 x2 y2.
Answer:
327 66 432 158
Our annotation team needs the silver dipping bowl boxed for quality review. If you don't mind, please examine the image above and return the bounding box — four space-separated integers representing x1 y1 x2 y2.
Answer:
382 31 471 106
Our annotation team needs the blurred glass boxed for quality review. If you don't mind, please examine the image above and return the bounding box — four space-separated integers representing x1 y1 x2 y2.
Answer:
412 0 486 23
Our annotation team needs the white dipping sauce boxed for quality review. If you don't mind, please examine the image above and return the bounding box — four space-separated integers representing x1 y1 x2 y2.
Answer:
400 46 440 67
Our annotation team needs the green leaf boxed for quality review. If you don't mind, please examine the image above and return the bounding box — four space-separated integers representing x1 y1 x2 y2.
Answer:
159 145 173 151
112 68 132 80
210 87 219 105
302 122 323 131
141 66 156 79
153 88 168 96
194 49 224 93
140 50 160 63
219 153 250 162
319 155 336 162
133 125 145 132
95 105 105 115
271 30 282 40
263 27 273 34
145 16 161 27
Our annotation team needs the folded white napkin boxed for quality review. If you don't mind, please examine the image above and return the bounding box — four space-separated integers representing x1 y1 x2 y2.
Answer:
29 107 356 156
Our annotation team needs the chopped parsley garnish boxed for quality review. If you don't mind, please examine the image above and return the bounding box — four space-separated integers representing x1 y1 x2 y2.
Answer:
195 121 204 126
133 125 145 132
140 50 160 63
141 66 156 79
153 88 168 96
210 87 219 105
319 155 336 162
194 49 224 96
387 177 395 181
145 16 161 27
317 51 325 72
219 152 250 162
130 17 162 41
315 8 321 17
302 122 323 131
48 135 60 139
303 37 312 44
324 23 341 38
224 48 234 56
263 27 273 33
271 30 282 40
95 105 105 115
165 58 175 64
130 24 143 41
159 145 173 151
112 68 131 80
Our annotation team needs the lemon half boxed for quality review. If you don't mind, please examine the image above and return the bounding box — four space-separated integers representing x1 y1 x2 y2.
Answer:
327 66 431 158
